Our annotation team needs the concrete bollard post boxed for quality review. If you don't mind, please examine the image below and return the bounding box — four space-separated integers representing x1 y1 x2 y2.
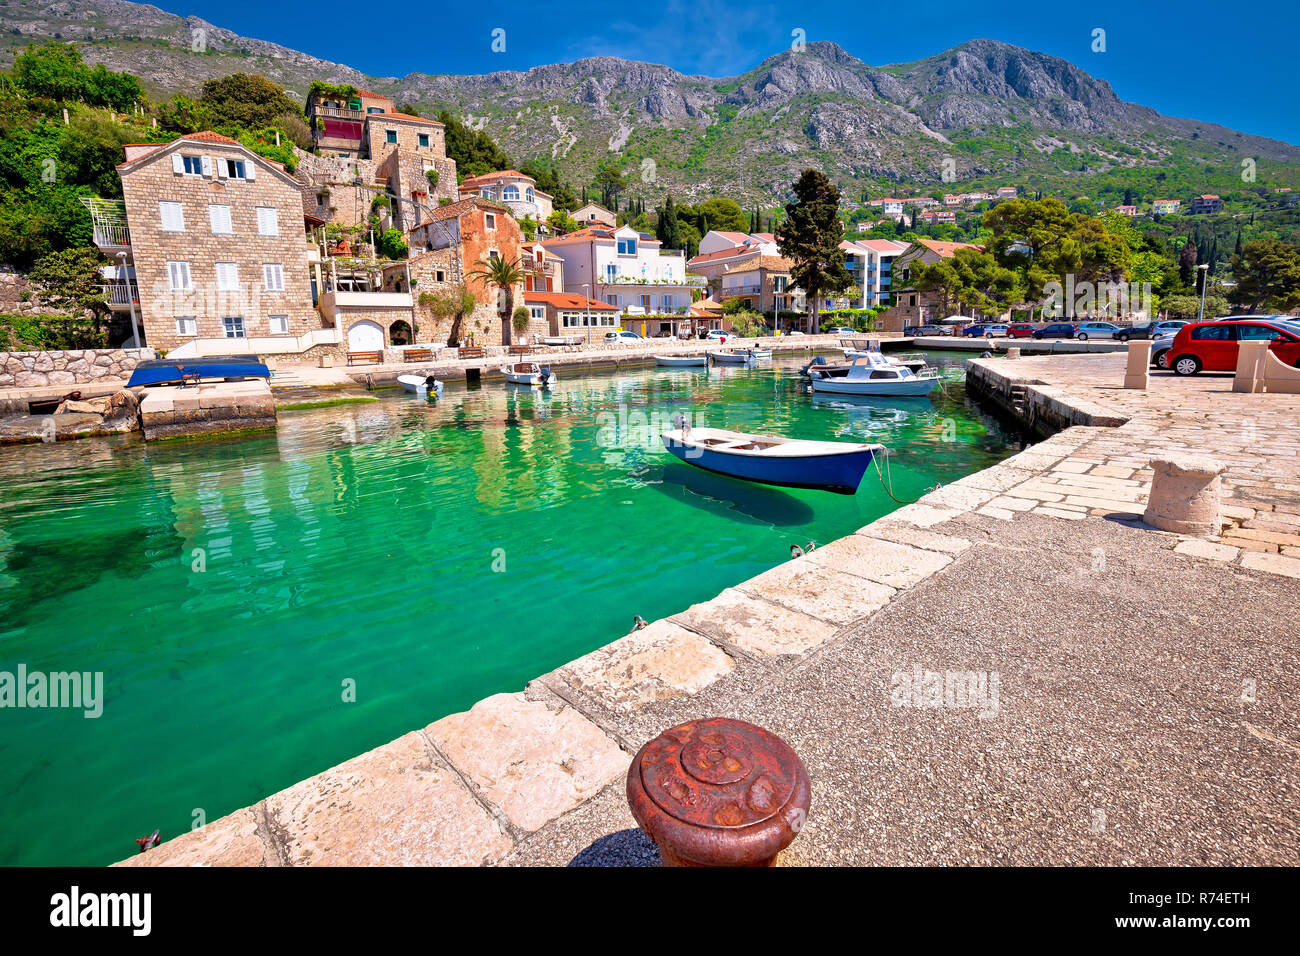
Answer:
1143 455 1225 534
1006 347 1021 359
627 717 811 867
1124 340 1153 389
318 353 335 368
1233 340 1268 394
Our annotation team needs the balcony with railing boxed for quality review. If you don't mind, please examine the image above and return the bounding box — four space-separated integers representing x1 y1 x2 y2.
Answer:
102 280 140 311
81 197 130 251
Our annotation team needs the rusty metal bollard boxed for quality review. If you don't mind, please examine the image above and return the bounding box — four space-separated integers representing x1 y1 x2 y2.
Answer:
627 717 811 867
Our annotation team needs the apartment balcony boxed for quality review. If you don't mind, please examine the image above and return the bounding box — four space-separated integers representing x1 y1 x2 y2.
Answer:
722 283 763 296
101 281 140 311
81 198 130 252
313 105 365 121
521 256 557 275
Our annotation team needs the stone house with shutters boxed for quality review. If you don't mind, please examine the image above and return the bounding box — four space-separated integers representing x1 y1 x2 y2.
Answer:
107 131 323 353
406 197 537 345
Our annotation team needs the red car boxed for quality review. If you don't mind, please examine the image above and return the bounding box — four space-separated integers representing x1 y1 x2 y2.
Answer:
1006 324 1038 338
1166 319 1300 375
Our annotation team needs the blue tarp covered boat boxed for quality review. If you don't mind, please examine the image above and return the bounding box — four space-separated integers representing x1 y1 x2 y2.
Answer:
661 424 883 495
126 355 272 387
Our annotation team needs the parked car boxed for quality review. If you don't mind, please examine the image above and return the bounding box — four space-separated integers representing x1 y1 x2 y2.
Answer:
1116 320 1188 342
1032 323 1077 339
905 324 948 337
605 330 643 343
1006 324 1038 338
828 327 858 336
962 324 1008 338
1150 332 1178 369
1074 321 1123 341
1166 319 1300 375
702 329 729 340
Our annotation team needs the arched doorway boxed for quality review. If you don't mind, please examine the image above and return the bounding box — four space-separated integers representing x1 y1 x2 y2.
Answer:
389 320 413 345
347 320 384 352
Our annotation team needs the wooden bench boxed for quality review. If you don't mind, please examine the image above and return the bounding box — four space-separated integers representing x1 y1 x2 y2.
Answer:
402 348 435 363
346 351 383 366
457 346 484 359
507 344 532 356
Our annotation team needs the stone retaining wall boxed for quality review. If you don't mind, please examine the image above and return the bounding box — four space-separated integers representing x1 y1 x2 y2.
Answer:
0 347 155 388
966 359 1129 436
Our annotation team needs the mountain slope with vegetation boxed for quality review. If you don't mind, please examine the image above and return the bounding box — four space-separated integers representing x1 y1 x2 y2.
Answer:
3 0 1298 209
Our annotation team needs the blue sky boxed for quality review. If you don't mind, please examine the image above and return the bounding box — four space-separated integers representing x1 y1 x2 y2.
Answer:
156 0 1299 143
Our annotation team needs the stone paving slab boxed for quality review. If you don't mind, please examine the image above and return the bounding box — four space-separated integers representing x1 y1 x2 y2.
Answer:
735 557 896 624
264 731 512 866
670 587 838 658
116 807 276 867
425 693 629 833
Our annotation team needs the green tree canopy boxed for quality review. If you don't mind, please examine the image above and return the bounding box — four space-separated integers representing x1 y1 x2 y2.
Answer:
198 74 299 130
1231 238 1300 312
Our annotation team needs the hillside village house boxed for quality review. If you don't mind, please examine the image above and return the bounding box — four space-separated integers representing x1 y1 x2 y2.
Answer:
86 131 326 355
406 196 534 345
522 291 620 341
888 238 986 327
458 171 554 233
686 230 780 296
1190 194 1225 214
718 257 803 314
1152 199 1182 214
306 88 396 158
540 225 704 323
1115 205 1138 217
572 203 616 227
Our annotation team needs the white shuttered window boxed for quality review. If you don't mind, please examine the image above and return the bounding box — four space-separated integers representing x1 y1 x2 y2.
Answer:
256 206 278 236
158 201 184 232
215 262 239 291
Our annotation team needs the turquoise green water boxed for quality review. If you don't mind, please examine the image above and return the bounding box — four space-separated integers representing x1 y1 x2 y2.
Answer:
0 352 1018 866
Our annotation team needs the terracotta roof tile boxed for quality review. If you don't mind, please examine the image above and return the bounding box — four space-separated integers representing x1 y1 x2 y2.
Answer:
523 291 618 310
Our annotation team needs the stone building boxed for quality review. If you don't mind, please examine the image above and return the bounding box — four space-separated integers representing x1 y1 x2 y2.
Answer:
306 88 396 158
407 197 534 345
99 131 324 353
457 170 554 234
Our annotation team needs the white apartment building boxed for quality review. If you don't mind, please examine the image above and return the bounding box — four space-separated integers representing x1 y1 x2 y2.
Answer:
540 224 705 315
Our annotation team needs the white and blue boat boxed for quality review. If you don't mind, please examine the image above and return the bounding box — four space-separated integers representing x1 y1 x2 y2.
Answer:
654 354 708 367
661 421 883 495
807 351 939 397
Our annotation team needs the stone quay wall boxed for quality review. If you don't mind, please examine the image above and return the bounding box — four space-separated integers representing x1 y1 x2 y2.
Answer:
0 347 155 388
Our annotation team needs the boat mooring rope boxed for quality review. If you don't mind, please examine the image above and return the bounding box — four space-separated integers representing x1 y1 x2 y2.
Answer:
871 448 943 505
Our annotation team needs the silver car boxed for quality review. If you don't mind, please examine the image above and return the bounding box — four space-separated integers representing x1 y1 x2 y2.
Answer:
1074 321 1123 341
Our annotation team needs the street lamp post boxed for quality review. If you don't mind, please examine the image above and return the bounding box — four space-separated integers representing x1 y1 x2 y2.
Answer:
1196 264 1210 321
118 251 140 349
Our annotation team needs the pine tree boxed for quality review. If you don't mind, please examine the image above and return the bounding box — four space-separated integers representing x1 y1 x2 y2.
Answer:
777 170 852 334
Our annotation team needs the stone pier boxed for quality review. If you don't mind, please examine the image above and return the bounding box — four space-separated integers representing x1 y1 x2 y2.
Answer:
139 380 277 440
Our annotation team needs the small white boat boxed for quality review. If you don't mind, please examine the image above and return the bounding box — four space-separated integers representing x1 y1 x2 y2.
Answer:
708 348 768 365
655 354 708 367
501 361 557 387
398 373 444 398
808 351 940 397
841 349 927 372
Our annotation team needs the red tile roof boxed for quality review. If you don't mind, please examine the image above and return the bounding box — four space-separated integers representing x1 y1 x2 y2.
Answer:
381 112 442 126
459 169 535 186
523 291 618 311
917 239 981 257
687 246 763 266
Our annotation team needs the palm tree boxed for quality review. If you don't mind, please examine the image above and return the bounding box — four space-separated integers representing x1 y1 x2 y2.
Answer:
466 255 527 346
